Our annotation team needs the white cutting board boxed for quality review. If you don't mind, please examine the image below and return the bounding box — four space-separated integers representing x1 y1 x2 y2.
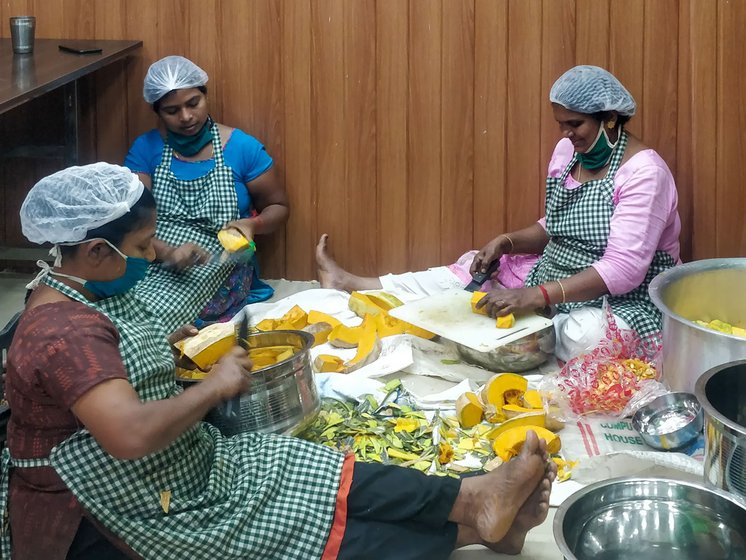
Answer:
389 289 554 353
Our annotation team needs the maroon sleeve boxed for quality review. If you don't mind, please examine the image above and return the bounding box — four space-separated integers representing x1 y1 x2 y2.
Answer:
28 302 129 409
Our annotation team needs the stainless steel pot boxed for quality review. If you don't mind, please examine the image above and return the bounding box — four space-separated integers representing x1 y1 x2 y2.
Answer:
182 330 320 436
695 360 746 503
649 258 746 392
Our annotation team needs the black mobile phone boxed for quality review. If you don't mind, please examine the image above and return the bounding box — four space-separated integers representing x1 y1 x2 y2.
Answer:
58 43 103 55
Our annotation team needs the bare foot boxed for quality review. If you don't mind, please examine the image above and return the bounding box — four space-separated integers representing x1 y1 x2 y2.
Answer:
452 430 546 543
315 234 382 291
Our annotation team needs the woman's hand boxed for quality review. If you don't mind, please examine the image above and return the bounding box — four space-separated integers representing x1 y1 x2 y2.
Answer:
163 242 210 271
168 324 200 368
476 287 544 317
202 347 253 401
470 235 513 276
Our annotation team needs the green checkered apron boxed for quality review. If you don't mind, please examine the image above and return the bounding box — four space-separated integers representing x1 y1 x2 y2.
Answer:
0 276 344 559
134 122 237 332
525 130 675 335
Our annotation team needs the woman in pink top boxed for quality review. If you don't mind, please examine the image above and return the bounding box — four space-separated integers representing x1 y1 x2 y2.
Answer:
317 66 681 361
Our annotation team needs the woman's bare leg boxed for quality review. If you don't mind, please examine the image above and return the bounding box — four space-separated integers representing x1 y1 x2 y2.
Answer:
447 430 547 544
316 234 382 291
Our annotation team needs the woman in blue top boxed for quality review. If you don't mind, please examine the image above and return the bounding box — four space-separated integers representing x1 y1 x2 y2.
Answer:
125 56 288 325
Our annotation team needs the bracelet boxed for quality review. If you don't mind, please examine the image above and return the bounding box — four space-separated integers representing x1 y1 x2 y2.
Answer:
556 279 566 304
500 234 515 253
538 284 551 307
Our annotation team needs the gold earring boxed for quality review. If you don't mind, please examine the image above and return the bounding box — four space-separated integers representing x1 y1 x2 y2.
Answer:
607 120 616 129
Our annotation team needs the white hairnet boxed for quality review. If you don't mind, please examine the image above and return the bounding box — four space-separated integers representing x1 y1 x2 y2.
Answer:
550 65 636 117
143 55 208 104
20 163 145 245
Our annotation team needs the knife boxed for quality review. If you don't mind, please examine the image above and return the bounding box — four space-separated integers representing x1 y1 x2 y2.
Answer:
219 310 250 425
464 259 500 292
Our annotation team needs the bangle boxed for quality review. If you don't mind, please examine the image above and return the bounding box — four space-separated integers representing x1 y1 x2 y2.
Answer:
501 234 514 253
538 284 551 307
556 279 566 304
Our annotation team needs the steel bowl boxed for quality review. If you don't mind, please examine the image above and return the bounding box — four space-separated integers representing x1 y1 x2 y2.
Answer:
649 259 746 392
631 392 703 451
179 330 320 436
454 324 556 372
554 477 746 560
695 360 746 503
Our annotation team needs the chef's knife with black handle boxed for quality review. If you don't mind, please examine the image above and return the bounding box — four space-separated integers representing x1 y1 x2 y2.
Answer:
464 258 500 292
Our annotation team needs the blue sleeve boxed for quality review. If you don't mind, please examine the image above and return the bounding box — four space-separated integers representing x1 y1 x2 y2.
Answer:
124 130 164 176
224 129 274 184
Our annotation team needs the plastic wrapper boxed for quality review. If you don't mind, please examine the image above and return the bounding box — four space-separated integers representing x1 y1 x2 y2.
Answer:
540 299 668 421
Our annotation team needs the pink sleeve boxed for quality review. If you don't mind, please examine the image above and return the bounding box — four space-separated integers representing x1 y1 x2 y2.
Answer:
591 157 680 295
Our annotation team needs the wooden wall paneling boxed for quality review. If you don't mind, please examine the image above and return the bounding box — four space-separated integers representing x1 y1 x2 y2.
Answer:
156 0 189 59
375 0 409 274
94 0 126 39
540 0 575 185
186 0 223 121
642 0 678 172
343 0 377 276
683 0 717 260
575 0 609 68
440 0 474 264
62 0 95 39
717 0 746 257
506 0 542 231
473 0 507 250
282 0 313 280
123 0 159 141
33 0 64 38
311 1 349 271
244 0 285 278
1 1 33 38
407 0 442 271
609 0 644 138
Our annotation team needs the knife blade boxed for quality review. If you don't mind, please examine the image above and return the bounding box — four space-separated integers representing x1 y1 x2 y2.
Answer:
464 259 500 292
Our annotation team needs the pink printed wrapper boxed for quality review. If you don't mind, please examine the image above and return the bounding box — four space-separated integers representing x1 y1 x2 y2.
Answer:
447 251 539 291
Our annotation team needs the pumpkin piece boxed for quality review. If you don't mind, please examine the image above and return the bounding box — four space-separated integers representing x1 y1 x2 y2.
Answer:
255 318 277 332
364 291 403 311
275 348 295 363
279 305 308 329
176 322 236 371
344 323 382 373
217 228 251 252
374 313 407 338
348 291 390 318
480 373 528 409
502 404 540 418
483 411 546 441
303 322 333 346
313 354 345 373
522 389 544 409
492 425 561 462
307 310 341 328
470 291 489 316
496 313 515 329
250 355 277 369
402 322 437 340
274 321 297 331
175 367 208 380
328 323 363 348
732 326 746 338
455 392 485 428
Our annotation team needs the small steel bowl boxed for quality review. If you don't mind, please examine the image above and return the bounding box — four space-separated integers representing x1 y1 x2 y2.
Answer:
554 477 746 560
632 392 703 451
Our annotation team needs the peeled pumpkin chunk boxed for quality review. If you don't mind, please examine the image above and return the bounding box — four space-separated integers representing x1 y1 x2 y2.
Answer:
492 425 561 462
496 313 515 329
349 292 390 318
249 345 296 371
307 310 341 328
470 292 488 316
480 373 528 409
279 305 308 330
484 411 546 441
217 228 251 252
328 323 364 349
303 322 333 346
255 318 277 332
456 392 485 428
176 322 236 371
522 389 544 409
314 354 346 373
344 324 382 373
374 313 407 338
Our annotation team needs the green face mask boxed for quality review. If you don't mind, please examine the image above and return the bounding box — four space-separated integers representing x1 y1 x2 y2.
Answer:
576 122 618 170
166 119 213 157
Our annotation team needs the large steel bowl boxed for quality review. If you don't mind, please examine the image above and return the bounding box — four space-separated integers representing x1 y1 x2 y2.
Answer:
695 360 746 503
649 259 746 392
454 324 556 372
554 477 746 560
180 330 320 436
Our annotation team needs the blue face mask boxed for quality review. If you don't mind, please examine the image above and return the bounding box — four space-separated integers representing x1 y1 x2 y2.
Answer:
51 239 150 298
